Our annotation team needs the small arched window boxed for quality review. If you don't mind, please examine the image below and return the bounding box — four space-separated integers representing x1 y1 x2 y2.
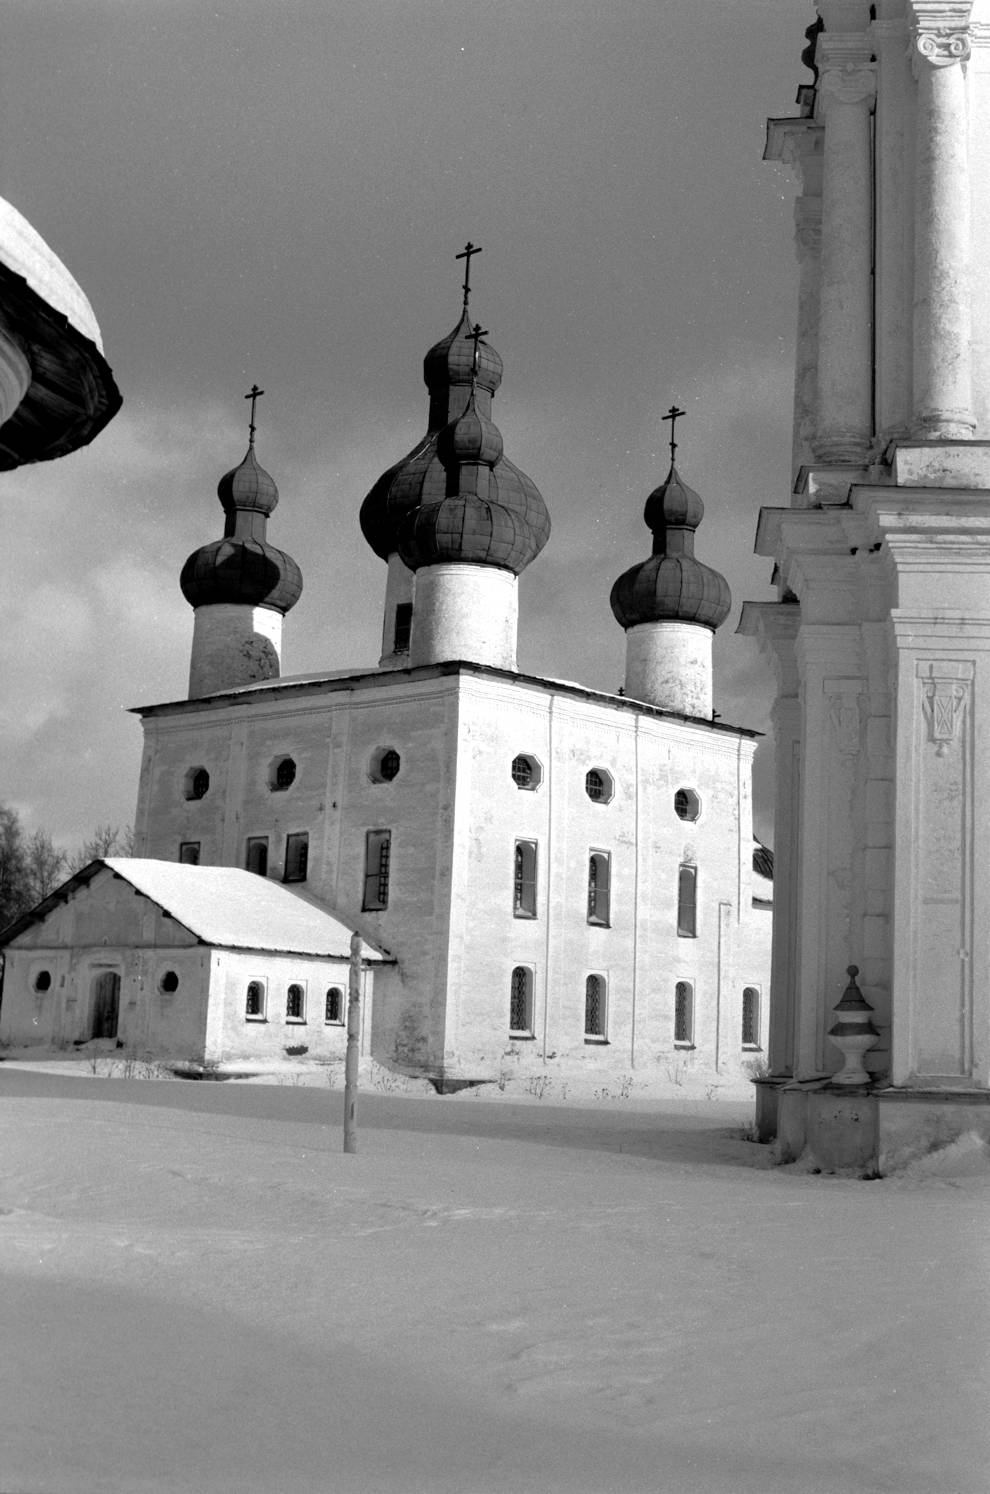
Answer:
674 982 694 1045
33 970 52 992
245 981 266 1019
674 788 701 822
270 756 297 791
325 987 344 1024
742 987 761 1048
509 966 534 1035
587 852 611 926
513 841 538 918
185 767 210 801
584 974 607 1039
286 983 306 1021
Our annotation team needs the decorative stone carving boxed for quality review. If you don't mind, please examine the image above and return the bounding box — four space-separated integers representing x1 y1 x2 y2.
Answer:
921 674 969 755
828 965 879 1085
819 64 877 104
827 692 861 755
915 29 971 63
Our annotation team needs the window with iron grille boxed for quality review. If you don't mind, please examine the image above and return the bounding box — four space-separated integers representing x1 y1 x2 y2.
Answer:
245 981 266 1019
587 851 611 926
585 768 613 803
509 966 534 1034
325 987 344 1024
393 602 413 653
513 840 537 918
674 981 694 1045
677 863 697 937
245 837 268 876
379 749 401 781
584 974 607 1038
178 842 200 865
742 987 761 1048
270 756 296 791
363 829 391 910
286 983 306 1021
511 754 536 788
283 833 309 883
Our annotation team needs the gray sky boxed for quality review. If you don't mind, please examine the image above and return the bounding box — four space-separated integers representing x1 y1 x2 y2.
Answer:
1 0 806 848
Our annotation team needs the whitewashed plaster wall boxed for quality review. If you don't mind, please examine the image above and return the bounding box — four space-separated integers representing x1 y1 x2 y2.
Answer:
204 948 371 1066
132 668 771 1084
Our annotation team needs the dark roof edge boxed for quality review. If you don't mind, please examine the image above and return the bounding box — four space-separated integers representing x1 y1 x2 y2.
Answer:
130 660 762 740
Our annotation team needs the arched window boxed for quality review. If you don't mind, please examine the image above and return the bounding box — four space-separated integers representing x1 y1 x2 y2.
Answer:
674 982 694 1045
587 851 611 926
585 769 613 803
509 966 534 1035
674 788 700 822
742 987 761 1048
677 863 697 937
286 984 306 1022
584 974 607 1039
245 981 266 1019
511 755 542 790
184 767 210 801
513 841 538 918
33 970 52 992
325 987 344 1024
270 756 296 791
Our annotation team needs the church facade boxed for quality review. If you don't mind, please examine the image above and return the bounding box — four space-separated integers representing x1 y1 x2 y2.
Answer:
2 273 771 1090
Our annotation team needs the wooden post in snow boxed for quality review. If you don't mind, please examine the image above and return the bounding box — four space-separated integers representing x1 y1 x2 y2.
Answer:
343 931 362 1154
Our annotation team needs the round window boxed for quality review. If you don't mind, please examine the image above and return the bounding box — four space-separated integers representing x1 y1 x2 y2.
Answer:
184 767 210 801
674 788 701 822
369 747 401 783
585 768 614 803
159 970 179 994
510 754 543 790
270 756 297 791
33 970 52 992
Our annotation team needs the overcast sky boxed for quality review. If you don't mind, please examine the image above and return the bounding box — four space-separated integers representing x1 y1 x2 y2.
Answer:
1 0 807 848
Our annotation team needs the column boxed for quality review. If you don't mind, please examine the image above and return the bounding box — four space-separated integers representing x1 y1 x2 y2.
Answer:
765 120 824 489
813 37 876 464
872 13 915 442
909 3 976 438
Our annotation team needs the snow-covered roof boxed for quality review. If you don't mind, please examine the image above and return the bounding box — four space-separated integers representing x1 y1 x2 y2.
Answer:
102 860 390 959
1 858 390 961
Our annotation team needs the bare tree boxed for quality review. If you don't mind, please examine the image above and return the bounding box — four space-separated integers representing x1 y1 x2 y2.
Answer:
23 829 67 905
69 823 134 873
0 804 29 926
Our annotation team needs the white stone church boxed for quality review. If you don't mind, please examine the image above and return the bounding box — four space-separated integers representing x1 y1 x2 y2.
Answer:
1 283 771 1090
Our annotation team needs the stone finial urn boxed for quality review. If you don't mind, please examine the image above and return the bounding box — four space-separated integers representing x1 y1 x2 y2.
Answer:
828 965 879 1085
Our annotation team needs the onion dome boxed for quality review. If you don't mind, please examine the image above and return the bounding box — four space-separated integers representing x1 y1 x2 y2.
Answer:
397 386 548 574
361 307 548 572
610 460 731 631
180 415 302 615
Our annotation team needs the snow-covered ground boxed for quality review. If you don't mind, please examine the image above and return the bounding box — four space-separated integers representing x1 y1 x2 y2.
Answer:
1 1062 987 1494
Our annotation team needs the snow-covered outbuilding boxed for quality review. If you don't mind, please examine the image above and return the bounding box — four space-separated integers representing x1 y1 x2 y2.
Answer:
0 858 390 1068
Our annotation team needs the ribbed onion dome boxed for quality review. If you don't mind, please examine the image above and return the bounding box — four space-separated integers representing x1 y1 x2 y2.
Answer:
360 308 548 572
397 389 548 574
180 443 302 614
610 462 730 631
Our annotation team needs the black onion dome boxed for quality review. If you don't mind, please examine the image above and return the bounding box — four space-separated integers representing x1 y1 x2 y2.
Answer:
424 306 503 396
398 392 549 575
181 436 302 615
217 444 279 517
180 538 303 613
398 495 533 571
610 461 730 631
360 307 548 569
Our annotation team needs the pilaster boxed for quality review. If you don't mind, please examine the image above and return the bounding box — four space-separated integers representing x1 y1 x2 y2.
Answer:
813 24 876 463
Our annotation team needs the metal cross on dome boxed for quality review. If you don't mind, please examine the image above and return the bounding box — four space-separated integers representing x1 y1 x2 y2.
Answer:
245 384 264 446
456 241 483 306
466 322 489 382
662 403 686 464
